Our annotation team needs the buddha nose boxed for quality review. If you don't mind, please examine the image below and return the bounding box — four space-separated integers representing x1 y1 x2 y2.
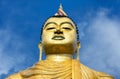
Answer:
54 30 63 34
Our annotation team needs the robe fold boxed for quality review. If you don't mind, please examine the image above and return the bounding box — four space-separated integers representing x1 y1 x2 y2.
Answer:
6 59 114 79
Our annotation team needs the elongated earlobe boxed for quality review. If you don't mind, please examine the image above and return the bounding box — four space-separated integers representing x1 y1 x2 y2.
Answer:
38 42 42 61
76 48 79 60
76 42 80 60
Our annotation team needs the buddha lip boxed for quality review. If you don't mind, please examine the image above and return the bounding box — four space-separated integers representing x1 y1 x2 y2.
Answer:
52 36 65 40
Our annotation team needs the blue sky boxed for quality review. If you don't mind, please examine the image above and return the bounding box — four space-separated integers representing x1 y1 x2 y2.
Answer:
0 0 120 79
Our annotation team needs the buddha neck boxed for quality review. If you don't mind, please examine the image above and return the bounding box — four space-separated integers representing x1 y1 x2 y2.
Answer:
46 54 73 62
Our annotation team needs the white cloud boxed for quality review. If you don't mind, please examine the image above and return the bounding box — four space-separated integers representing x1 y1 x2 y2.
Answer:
0 27 27 76
79 9 120 77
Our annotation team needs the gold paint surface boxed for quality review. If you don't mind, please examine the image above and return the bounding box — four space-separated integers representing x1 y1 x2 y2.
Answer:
46 54 73 62
42 17 78 55
6 60 114 79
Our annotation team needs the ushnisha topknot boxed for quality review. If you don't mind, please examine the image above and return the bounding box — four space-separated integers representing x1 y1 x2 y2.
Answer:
54 4 67 16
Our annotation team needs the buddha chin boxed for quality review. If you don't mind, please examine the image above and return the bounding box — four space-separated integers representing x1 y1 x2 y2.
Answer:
42 40 77 55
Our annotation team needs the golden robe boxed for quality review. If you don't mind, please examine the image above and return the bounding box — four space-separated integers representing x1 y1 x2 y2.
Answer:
6 60 114 79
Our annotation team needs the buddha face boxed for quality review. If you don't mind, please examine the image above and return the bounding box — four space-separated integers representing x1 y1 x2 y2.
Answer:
42 17 78 55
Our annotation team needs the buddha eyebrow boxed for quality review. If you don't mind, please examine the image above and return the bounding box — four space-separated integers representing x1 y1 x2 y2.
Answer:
44 22 57 29
60 22 74 28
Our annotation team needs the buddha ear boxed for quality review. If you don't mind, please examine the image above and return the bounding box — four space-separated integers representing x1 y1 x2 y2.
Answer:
38 42 43 61
76 41 80 60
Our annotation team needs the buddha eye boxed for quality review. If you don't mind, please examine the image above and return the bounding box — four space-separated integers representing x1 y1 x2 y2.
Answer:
46 27 55 30
62 27 72 30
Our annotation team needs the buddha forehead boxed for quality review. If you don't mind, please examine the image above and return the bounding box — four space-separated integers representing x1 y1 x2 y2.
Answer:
44 17 76 29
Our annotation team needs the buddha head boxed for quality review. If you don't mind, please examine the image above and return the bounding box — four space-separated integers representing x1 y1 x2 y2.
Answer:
39 4 80 57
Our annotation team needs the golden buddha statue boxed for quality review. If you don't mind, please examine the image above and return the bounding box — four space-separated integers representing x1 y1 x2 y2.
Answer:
6 4 114 79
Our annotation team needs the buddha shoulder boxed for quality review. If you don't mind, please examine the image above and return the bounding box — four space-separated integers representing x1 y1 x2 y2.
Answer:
6 73 23 79
95 71 114 79
80 63 114 79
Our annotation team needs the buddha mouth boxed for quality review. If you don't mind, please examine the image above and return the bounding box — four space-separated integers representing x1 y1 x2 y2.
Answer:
52 36 65 40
